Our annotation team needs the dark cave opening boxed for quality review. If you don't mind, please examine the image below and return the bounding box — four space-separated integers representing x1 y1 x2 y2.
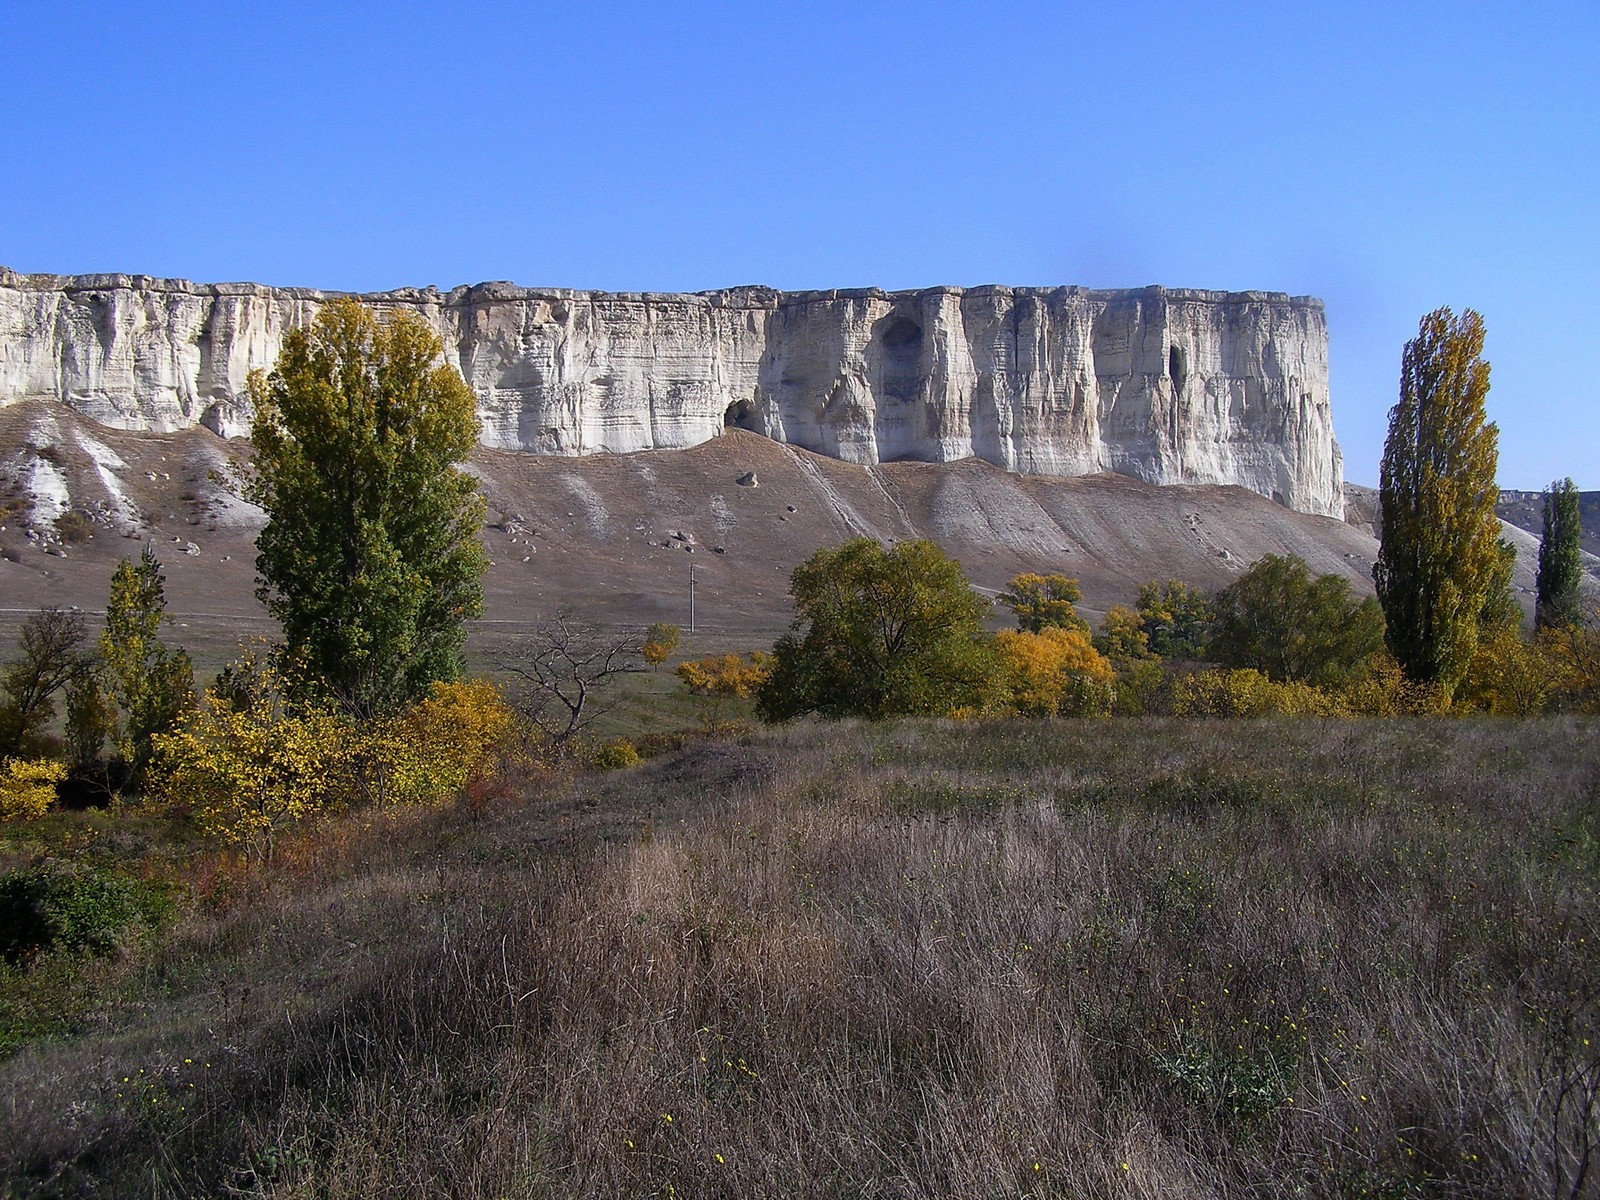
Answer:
871 315 925 404
1169 344 1188 391
881 316 923 350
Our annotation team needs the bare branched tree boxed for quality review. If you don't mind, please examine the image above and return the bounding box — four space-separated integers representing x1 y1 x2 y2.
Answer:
501 614 643 752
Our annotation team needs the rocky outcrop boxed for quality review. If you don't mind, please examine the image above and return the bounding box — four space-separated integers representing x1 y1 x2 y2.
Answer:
0 267 1343 516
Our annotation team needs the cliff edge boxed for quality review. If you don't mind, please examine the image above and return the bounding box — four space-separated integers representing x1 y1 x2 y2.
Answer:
0 268 1343 517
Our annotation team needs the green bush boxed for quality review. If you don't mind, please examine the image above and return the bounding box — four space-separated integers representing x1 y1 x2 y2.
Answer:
0 862 146 965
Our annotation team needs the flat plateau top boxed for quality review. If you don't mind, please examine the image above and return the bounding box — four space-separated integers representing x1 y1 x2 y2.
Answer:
0 267 1323 311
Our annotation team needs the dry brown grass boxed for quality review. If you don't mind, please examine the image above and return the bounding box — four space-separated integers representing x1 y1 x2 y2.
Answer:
2 718 1597 1199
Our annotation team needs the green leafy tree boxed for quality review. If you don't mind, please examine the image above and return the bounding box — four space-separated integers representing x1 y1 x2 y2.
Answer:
756 539 1000 721
100 547 194 789
1536 477 1583 629
248 299 487 718
1476 537 1521 636
998 573 1088 633
1209 554 1385 688
1135 579 1214 658
64 675 116 773
1095 604 1152 663
1374 308 1507 695
0 607 91 758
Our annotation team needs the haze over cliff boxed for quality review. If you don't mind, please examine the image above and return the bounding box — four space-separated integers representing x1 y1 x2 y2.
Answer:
0 267 1344 517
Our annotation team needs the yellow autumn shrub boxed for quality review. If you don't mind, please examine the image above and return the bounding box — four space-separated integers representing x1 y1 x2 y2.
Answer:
0 758 66 821
589 737 641 770
363 679 520 806
1544 611 1600 713
1339 656 1452 716
1456 629 1565 716
675 652 773 699
155 670 356 860
994 627 1116 717
1172 669 1347 718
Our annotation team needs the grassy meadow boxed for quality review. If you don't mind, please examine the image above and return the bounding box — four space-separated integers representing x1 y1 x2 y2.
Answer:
2 716 1598 1199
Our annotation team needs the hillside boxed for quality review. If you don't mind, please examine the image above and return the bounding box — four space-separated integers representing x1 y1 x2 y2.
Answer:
2 718 1595 1198
1 400 1381 657
1498 488 1600 559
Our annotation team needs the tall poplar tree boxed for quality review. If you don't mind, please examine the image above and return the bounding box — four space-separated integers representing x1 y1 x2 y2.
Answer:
1373 307 1506 696
248 299 487 719
1536 477 1583 628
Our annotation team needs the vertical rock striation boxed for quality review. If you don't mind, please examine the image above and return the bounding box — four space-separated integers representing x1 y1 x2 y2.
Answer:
0 267 1343 516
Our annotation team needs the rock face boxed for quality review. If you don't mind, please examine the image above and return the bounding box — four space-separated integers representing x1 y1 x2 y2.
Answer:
0 267 1343 516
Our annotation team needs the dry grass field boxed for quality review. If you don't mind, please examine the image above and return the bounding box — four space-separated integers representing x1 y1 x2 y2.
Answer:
2 716 1596 1199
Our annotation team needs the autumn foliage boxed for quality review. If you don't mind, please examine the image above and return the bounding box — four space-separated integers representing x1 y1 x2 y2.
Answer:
0 759 66 822
994 627 1115 717
154 662 356 861
675 652 772 699
155 655 522 859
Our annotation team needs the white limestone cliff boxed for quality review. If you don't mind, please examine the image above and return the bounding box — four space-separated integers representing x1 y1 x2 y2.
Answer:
0 268 1343 517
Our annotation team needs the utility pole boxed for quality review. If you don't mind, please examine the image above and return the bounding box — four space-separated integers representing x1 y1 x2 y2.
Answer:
689 561 697 633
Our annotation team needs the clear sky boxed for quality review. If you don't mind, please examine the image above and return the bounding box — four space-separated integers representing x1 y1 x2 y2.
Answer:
3 2 1595 488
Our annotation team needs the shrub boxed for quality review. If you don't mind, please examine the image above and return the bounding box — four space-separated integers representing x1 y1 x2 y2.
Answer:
1544 610 1600 713
53 510 94 545
1112 657 1170 716
1456 629 1565 716
675 652 773 699
994 627 1115 717
1339 655 1451 716
0 759 65 821
0 862 141 965
365 679 521 806
589 738 641 770
155 665 355 862
1171 668 1346 717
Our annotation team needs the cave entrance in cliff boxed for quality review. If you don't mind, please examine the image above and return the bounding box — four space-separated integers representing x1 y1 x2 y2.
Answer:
724 398 757 431
870 314 925 404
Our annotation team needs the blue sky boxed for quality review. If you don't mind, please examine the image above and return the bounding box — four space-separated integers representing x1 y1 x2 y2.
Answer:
3 2 1595 488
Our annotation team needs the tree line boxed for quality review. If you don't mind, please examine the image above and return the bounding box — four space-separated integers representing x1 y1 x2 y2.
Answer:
743 307 1591 722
